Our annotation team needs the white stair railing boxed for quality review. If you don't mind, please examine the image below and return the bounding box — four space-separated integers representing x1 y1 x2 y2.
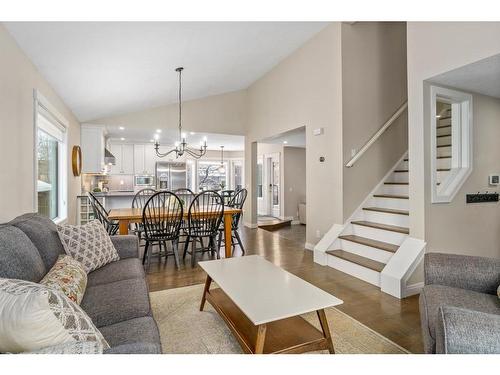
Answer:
345 101 408 168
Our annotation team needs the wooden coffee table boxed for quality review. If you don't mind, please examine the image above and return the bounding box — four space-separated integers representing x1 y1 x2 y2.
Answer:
198 255 343 354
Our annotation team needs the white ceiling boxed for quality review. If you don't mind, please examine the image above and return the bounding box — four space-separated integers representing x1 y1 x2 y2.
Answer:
4 22 327 122
260 126 306 148
107 125 244 151
430 53 500 99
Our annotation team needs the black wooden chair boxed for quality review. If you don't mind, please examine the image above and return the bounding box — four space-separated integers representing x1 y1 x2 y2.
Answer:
183 191 224 267
221 190 235 205
142 191 183 269
87 192 119 235
218 188 247 256
132 188 156 243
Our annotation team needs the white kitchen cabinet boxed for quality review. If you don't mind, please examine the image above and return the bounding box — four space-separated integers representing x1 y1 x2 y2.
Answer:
144 144 157 175
81 125 106 173
109 143 135 175
134 144 145 174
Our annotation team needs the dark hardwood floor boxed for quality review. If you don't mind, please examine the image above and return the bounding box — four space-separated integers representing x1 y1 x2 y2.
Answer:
145 225 423 353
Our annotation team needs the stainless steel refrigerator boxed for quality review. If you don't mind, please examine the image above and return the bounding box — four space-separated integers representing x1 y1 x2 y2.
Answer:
155 162 187 190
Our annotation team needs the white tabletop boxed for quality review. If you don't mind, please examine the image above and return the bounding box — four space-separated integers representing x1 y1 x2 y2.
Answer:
198 255 343 325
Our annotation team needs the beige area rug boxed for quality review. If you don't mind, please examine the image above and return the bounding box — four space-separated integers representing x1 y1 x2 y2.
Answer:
150 284 410 354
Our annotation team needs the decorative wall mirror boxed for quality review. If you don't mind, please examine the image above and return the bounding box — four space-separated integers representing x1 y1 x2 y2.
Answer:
430 86 473 203
72 145 82 176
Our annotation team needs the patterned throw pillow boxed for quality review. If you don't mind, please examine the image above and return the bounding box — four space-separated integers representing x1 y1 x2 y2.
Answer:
57 220 120 273
40 255 87 304
0 278 109 354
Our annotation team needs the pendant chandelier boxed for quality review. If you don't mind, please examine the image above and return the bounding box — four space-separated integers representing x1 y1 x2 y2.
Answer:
154 67 208 159
218 146 225 173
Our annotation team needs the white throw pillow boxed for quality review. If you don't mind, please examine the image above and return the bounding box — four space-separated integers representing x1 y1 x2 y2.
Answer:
57 220 120 273
0 278 109 354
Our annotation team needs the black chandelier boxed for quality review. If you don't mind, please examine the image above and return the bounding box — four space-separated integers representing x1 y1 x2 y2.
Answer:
154 67 208 159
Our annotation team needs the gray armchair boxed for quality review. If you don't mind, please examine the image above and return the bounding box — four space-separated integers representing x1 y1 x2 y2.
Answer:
419 253 500 354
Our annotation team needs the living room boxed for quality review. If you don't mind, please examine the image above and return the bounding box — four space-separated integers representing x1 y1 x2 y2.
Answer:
0 1 499 374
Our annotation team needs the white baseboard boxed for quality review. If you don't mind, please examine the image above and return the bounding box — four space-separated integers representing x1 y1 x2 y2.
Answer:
304 242 315 251
403 282 424 297
243 222 258 229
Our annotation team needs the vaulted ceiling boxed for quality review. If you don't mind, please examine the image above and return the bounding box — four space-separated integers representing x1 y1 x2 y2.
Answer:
5 22 327 122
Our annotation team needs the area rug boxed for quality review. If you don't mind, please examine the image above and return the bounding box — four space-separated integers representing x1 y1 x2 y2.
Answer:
150 284 410 354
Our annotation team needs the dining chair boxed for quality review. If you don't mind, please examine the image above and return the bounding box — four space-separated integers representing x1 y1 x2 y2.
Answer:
87 192 119 235
183 190 224 267
142 191 184 269
132 188 157 243
218 188 247 256
221 190 235 205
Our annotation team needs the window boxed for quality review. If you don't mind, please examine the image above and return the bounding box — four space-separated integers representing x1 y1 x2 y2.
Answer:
430 86 473 203
35 92 68 223
232 160 244 190
197 160 228 191
256 159 263 198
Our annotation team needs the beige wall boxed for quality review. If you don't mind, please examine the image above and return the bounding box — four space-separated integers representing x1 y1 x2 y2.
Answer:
283 147 306 220
90 89 247 136
0 25 81 224
425 93 500 259
341 22 408 220
406 22 500 283
245 23 343 245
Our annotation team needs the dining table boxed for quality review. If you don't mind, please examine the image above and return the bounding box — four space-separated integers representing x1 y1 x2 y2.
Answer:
108 206 243 258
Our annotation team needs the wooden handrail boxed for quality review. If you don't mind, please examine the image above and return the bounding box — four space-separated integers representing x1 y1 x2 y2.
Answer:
345 101 408 168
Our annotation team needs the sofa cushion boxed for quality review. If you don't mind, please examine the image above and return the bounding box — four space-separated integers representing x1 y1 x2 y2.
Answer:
9 213 65 271
57 220 120 273
99 316 160 348
87 258 145 287
80 278 151 327
104 342 160 354
420 284 500 341
0 226 46 282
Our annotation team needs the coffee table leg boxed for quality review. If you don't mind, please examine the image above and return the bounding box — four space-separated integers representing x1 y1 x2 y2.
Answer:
199 275 212 311
317 309 335 354
255 324 267 354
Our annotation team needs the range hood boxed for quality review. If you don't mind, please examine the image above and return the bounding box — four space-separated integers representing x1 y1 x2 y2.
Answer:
104 148 116 165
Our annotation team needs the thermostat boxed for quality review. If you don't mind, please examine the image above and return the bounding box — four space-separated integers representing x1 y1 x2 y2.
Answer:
489 174 499 186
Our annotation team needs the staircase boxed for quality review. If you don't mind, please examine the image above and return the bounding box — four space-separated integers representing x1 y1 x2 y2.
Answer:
436 106 452 185
314 154 425 298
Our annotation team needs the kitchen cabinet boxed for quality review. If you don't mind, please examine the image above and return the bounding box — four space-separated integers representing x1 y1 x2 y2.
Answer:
133 144 145 174
144 145 157 175
109 143 134 175
81 125 106 173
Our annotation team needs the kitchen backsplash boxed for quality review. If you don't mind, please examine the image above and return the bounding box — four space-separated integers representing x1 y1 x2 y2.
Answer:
82 174 134 193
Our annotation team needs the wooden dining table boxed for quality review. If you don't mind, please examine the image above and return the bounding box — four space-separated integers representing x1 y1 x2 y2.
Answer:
108 206 242 258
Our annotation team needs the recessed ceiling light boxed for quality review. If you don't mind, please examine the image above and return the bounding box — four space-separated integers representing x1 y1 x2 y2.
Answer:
150 139 154 142
120 137 125 141
156 129 162 133
283 141 288 144
190 131 196 135
119 126 125 130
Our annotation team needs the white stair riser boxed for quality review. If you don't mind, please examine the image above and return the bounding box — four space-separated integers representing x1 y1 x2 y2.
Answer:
399 160 408 169
339 239 393 263
381 184 409 195
369 197 409 210
436 127 451 136
327 255 381 287
437 146 451 157
437 136 451 146
436 158 452 169
390 171 409 183
436 170 451 183
363 210 409 227
438 118 451 125
350 224 407 245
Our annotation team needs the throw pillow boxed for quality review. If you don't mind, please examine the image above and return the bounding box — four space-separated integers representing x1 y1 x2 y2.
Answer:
40 255 87 304
27 341 103 354
0 278 109 354
57 220 120 273
497 284 499 299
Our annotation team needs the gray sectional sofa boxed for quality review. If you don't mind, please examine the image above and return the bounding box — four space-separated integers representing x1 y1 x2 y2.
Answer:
0 213 161 354
419 253 500 354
